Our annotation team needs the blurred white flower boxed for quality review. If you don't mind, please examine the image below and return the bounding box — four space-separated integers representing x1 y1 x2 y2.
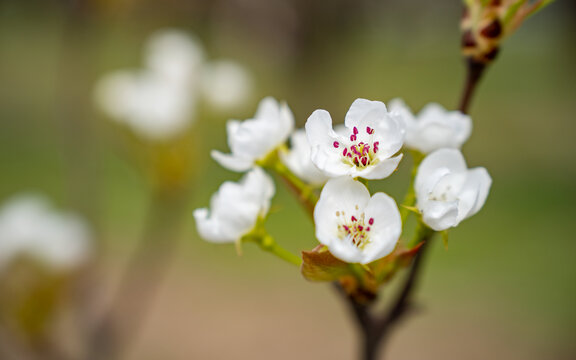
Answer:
313 177 401 264
95 69 196 140
145 29 205 84
389 99 472 154
193 167 275 243
279 129 329 186
212 97 295 172
95 29 253 141
305 99 405 180
201 59 253 110
0 194 91 271
415 149 492 231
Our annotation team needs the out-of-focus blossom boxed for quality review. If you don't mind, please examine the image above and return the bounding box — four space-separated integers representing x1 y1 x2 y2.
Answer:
145 29 205 84
313 177 401 264
212 97 294 172
95 29 253 141
193 167 275 243
95 69 197 140
201 60 253 110
0 194 91 271
305 99 405 180
415 149 492 231
389 99 472 154
279 129 329 186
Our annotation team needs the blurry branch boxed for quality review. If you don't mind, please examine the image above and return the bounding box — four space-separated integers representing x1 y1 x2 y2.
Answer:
0 324 36 360
335 231 434 360
86 186 189 360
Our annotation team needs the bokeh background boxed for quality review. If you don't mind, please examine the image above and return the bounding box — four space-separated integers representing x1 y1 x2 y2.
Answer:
1 0 575 359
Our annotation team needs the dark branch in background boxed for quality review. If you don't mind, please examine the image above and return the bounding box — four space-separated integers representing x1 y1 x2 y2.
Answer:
86 188 188 360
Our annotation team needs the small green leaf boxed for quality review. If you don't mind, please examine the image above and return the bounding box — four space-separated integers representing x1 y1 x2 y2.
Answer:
301 247 352 282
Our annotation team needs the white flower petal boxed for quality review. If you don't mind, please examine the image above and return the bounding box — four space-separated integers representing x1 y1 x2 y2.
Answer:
279 129 329 186
314 178 401 264
421 200 460 231
194 167 274 243
305 110 339 149
415 149 491 231
305 100 405 180
415 148 467 195
458 167 492 220
214 97 294 172
361 193 402 263
344 99 388 128
401 101 472 154
211 150 254 172
0 194 91 271
357 154 403 180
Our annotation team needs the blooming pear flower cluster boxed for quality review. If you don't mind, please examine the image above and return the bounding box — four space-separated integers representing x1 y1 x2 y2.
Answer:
0 194 92 272
195 96 492 268
95 29 253 141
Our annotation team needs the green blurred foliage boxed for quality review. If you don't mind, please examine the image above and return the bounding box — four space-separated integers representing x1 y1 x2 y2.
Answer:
0 0 574 358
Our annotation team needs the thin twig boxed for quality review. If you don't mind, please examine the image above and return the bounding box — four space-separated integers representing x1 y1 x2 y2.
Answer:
86 188 188 360
458 59 487 113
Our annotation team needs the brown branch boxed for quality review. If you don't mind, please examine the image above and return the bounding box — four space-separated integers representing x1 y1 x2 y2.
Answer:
335 46 491 360
458 58 488 113
85 188 188 360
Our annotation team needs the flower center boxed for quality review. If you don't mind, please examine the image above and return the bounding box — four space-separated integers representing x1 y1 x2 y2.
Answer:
335 209 374 249
332 126 380 169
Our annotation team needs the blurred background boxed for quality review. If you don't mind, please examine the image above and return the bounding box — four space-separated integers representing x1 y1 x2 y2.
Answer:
0 0 575 359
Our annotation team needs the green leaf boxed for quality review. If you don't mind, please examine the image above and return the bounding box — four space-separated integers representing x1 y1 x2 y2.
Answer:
301 247 353 282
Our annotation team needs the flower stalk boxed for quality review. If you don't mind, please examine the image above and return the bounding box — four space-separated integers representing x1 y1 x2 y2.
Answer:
263 149 318 218
258 235 303 267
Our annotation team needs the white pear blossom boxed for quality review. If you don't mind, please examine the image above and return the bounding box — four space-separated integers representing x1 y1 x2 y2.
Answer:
201 59 253 110
305 99 405 180
313 177 401 264
388 99 472 154
95 29 253 141
279 129 329 186
95 69 197 140
194 167 275 243
0 194 91 271
415 149 492 231
145 29 205 84
211 97 295 172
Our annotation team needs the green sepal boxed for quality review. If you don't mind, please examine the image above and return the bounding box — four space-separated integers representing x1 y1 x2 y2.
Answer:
401 205 419 214
441 230 450 250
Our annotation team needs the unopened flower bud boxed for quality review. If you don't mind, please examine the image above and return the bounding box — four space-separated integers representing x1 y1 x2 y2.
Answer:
480 18 502 39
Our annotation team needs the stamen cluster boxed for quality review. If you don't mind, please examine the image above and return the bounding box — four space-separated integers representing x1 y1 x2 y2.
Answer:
333 126 381 169
336 209 375 249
